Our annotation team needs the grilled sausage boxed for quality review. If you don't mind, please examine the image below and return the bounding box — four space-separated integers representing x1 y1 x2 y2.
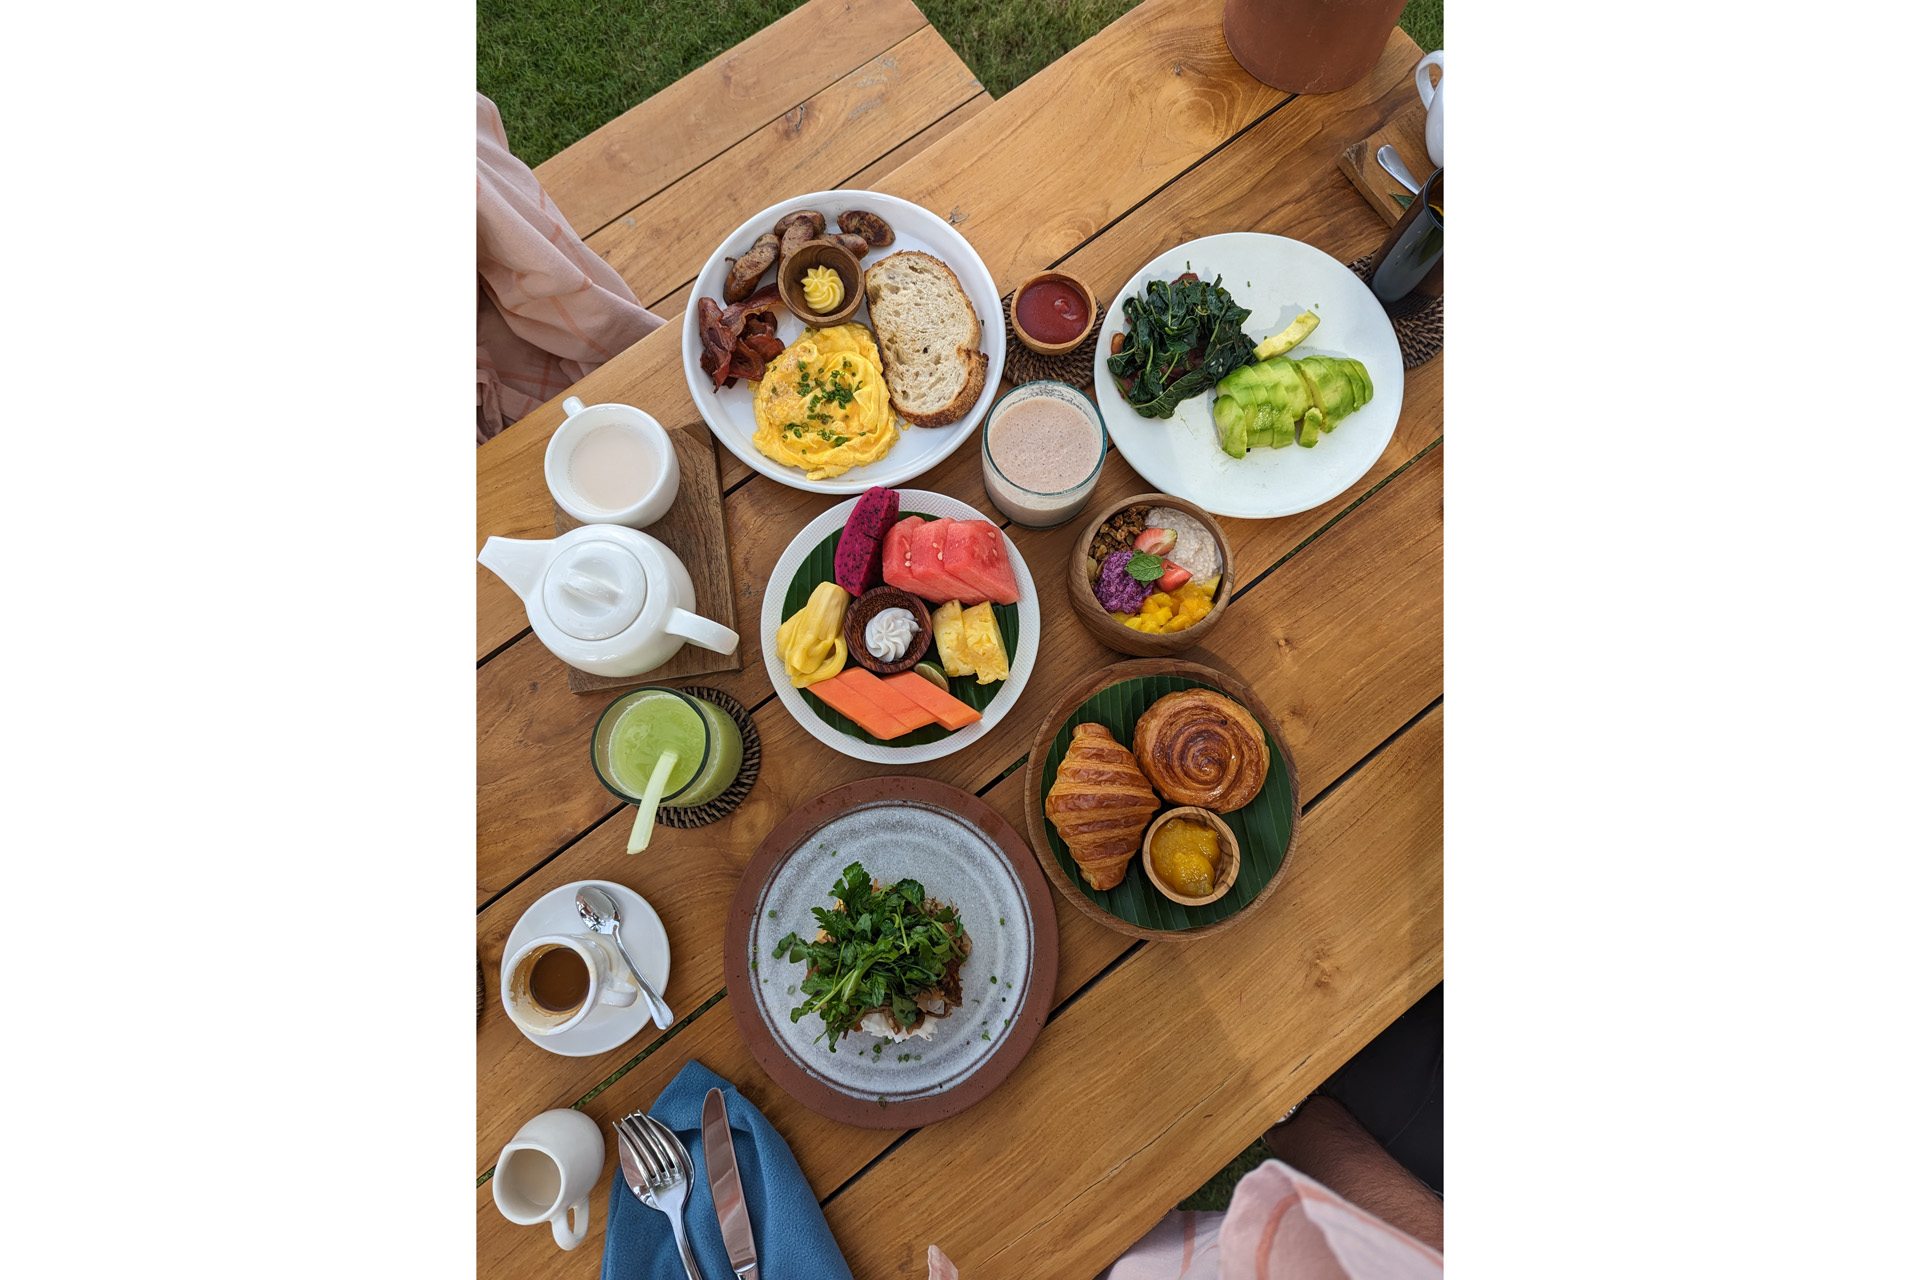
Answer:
771 209 826 240
824 232 869 259
723 232 780 303
779 219 821 266
835 209 895 247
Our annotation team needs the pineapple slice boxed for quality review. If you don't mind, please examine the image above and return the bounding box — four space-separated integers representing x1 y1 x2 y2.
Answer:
931 601 975 678
960 603 1010 684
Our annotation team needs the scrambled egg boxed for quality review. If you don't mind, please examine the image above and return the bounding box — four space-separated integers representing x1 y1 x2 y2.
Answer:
751 324 897 481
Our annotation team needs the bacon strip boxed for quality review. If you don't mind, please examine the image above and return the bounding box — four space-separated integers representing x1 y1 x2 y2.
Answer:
697 285 786 389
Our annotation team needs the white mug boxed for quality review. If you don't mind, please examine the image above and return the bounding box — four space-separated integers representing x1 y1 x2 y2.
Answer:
1414 50 1444 168
493 1108 605 1250
546 397 681 528
501 933 638 1037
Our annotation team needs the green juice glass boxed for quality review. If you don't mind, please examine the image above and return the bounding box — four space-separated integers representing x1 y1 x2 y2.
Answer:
591 688 743 810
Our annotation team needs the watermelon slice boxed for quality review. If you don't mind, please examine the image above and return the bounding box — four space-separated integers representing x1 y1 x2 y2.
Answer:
807 672 910 739
939 521 1020 606
882 672 983 731
908 518 980 604
881 516 932 598
834 667 937 732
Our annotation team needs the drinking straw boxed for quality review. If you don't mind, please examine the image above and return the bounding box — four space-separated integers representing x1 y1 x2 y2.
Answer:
626 749 679 854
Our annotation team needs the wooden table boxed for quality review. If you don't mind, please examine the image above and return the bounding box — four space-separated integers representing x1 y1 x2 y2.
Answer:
478 1 1442 1275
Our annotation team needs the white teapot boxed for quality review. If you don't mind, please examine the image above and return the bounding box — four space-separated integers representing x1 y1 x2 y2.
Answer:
479 525 739 677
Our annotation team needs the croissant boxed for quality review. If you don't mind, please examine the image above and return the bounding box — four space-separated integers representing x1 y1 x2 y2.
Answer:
1044 723 1160 890
1132 689 1270 812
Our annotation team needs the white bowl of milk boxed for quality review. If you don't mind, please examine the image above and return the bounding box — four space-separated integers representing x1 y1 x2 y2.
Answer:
545 397 681 528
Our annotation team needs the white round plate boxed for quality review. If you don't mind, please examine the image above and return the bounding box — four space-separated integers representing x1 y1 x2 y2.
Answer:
680 191 1005 495
760 490 1039 764
745 800 1038 1103
501 880 672 1058
1091 233 1405 520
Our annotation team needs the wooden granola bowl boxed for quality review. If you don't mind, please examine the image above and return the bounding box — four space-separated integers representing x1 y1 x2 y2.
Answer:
1140 807 1241 907
1010 270 1099 355
842 585 933 674
1067 492 1235 657
777 240 864 328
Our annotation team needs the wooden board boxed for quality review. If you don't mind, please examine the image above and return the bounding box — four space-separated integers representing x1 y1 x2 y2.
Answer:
547 423 742 693
1338 98 1437 224
585 24 985 306
530 0 928 239
477 440 1443 1170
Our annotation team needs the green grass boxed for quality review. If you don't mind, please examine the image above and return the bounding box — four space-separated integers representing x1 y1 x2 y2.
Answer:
1178 1137 1273 1211
478 0 1444 168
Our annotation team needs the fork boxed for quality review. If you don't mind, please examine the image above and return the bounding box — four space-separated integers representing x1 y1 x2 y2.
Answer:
615 1111 707 1280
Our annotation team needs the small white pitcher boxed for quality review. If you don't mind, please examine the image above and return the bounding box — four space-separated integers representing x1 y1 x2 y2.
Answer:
492 1109 605 1250
1415 50 1444 168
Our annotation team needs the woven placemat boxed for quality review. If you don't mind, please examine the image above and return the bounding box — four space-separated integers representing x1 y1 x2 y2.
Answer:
1000 296 1108 389
1345 252 1442 368
655 686 761 828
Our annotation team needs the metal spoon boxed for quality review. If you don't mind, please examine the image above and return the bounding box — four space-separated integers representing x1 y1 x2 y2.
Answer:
575 885 673 1029
1375 144 1422 196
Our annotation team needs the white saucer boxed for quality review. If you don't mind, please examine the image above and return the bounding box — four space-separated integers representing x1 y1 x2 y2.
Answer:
501 880 673 1058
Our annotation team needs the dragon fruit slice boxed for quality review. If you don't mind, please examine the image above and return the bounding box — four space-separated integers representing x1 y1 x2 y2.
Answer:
834 486 900 596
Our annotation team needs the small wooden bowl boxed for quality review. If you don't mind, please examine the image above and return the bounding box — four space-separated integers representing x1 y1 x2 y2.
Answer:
1068 492 1235 657
842 586 932 675
1010 270 1098 355
1141 807 1241 907
778 241 864 327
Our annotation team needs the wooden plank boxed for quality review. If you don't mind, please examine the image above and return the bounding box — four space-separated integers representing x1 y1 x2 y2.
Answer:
585 24 984 306
826 705 1443 1280
476 36 1433 888
631 94 992 326
531 0 928 239
475 18 1427 660
476 698 1440 1278
843 90 991 190
476 439 1443 1176
1337 99 1436 224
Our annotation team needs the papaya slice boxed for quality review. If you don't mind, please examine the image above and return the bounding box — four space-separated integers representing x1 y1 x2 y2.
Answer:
807 672 911 739
882 672 983 731
835 667 938 733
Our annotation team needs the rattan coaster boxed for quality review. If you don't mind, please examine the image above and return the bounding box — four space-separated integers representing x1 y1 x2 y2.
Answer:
477 957 485 1025
1000 297 1108 389
655 686 761 828
1345 252 1442 368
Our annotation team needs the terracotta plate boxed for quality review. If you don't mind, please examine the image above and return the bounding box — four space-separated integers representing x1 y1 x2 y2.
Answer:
725 777 1058 1128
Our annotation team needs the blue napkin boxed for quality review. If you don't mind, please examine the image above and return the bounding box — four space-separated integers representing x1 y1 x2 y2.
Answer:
602 1059 854 1280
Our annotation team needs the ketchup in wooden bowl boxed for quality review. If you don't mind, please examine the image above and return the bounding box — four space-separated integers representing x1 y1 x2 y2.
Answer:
1012 273 1096 353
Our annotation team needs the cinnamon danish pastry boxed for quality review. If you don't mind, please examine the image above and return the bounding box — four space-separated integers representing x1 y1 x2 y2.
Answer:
1132 688 1270 812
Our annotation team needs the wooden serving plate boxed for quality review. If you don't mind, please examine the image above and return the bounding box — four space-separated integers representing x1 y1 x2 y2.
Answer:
1068 493 1236 657
1023 658 1300 941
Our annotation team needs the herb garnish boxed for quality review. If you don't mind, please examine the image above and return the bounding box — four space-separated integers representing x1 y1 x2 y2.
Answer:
1126 551 1164 582
773 862 968 1051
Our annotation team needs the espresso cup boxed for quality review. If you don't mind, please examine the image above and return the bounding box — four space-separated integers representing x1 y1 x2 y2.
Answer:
502 933 639 1037
493 1108 605 1250
546 397 680 528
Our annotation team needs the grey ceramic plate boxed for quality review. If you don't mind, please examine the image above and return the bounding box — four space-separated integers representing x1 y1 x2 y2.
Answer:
724 777 1058 1127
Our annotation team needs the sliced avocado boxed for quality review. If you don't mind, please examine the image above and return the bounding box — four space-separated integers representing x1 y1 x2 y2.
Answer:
1252 312 1321 360
1220 401 1249 458
1298 406 1325 448
1345 358 1374 406
1298 357 1358 422
1262 359 1317 424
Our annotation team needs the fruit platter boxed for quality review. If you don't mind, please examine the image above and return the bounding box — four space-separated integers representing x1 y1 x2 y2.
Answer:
760 487 1041 764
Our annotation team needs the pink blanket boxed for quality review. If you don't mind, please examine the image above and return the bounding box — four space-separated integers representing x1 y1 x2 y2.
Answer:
476 94 663 443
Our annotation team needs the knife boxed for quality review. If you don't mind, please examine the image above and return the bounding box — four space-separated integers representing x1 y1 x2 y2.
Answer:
701 1087 759 1280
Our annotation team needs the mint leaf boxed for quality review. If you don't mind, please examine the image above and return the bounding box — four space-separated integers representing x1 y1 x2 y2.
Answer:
1126 552 1164 583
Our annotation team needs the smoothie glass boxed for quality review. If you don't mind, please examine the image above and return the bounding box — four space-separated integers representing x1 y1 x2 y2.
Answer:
980 381 1107 529
591 687 743 810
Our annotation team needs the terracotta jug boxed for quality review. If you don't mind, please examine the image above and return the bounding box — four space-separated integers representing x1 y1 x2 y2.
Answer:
1223 0 1409 94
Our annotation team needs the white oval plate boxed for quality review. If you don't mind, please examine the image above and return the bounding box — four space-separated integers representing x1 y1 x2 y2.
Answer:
1091 233 1405 520
500 880 671 1058
760 490 1039 763
680 191 1006 495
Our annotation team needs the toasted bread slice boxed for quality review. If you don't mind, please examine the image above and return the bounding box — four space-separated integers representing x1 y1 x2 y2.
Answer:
864 250 989 427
